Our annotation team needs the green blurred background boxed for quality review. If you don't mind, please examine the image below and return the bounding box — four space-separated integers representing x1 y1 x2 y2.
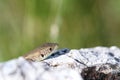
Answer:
0 0 120 61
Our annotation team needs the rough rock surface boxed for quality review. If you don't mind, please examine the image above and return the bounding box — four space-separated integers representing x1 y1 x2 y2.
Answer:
0 46 120 80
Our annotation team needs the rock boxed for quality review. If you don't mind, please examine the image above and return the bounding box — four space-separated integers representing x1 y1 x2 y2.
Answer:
0 47 120 80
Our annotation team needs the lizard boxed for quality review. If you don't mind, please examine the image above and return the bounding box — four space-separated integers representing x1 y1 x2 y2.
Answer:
23 43 58 61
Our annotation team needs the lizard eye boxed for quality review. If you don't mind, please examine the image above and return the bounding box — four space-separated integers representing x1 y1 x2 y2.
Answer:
41 54 44 57
49 47 52 51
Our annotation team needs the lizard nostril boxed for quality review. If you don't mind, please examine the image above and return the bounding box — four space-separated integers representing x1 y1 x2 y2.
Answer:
49 48 52 51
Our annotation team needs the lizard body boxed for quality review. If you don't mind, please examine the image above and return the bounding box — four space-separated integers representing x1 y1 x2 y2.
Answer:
23 43 58 61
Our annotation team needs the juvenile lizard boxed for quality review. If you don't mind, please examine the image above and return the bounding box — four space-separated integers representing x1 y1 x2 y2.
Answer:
23 43 58 61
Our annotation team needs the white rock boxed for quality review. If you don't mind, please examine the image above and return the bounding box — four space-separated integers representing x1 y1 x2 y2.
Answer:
0 47 120 80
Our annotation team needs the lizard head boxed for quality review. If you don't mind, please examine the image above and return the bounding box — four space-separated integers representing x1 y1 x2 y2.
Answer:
23 43 59 61
37 43 58 61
